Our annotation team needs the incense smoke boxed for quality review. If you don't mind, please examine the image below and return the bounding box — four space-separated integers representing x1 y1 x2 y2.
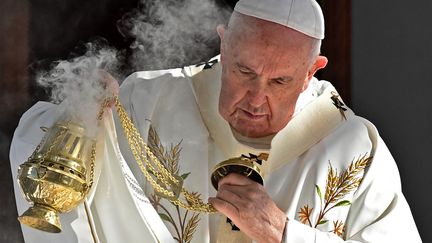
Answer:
36 43 119 136
36 0 231 135
118 0 231 70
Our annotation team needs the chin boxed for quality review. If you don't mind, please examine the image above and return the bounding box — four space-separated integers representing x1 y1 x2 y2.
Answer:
232 122 272 138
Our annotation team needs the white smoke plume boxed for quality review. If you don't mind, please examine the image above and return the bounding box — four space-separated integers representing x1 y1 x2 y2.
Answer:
36 0 231 136
37 43 119 137
118 0 231 70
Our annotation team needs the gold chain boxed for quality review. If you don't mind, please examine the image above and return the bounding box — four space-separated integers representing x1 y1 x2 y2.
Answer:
87 142 96 192
28 129 48 161
86 99 111 193
40 128 67 164
113 96 216 213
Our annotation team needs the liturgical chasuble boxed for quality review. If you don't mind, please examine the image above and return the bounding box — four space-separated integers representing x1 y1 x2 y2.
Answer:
10 56 421 242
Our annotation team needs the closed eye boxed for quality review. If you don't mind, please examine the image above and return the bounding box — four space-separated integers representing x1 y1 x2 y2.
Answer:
271 76 293 85
236 63 255 75
239 67 252 74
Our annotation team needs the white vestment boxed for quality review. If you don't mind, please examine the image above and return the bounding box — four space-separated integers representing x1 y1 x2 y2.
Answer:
10 57 421 242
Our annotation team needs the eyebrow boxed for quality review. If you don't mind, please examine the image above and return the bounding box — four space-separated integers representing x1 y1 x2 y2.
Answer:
237 62 293 82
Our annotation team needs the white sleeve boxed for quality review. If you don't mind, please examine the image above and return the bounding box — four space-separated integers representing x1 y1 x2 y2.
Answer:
282 137 421 243
10 101 94 243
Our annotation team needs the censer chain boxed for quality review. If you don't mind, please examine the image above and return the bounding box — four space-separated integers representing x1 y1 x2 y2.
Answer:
113 96 216 213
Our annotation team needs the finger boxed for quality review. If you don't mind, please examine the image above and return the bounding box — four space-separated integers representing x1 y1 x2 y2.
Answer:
208 197 239 220
216 184 244 204
98 70 119 96
218 172 256 188
219 183 268 210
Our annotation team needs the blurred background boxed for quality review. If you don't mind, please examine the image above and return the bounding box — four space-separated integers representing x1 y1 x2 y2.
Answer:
0 0 430 242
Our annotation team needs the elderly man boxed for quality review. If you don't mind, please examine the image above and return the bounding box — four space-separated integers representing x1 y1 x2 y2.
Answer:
10 0 421 242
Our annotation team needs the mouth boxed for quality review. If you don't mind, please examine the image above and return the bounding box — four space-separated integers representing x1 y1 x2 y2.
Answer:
237 109 267 120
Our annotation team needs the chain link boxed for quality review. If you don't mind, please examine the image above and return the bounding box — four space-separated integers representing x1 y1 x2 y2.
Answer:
40 128 67 164
86 98 113 193
114 96 216 213
86 142 96 192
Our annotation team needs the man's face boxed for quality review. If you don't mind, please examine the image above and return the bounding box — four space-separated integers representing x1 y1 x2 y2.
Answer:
218 17 320 138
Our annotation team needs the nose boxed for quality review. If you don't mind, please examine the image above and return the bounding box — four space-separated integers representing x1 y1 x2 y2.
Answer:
247 82 267 108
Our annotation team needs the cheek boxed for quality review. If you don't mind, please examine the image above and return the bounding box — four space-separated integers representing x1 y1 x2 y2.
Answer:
219 86 232 114
270 86 303 121
219 79 236 118
219 71 245 113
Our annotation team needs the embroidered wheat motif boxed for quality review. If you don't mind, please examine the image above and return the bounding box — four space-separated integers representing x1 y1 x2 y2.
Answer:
298 204 313 225
331 220 345 237
298 154 372 238
148 126 200 243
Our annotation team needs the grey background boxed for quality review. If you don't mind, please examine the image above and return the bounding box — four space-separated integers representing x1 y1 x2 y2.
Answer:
352 1 432 242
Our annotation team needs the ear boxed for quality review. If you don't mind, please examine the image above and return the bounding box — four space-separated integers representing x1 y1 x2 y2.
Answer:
216 24 226 63
302 55 328 91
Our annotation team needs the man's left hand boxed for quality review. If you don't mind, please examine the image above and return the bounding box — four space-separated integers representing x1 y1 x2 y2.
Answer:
208 173 287 243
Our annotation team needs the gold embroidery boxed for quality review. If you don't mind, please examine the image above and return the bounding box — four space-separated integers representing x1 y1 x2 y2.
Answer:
330 91 348 120
298 154 372 238
148 126 200 243
331 220 345 237
298 204 313 225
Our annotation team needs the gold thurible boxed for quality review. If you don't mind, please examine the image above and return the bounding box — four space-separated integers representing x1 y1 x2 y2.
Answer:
17 118 96 233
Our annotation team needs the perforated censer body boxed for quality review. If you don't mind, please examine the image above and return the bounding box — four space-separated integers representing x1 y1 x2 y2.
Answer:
17 121 95 233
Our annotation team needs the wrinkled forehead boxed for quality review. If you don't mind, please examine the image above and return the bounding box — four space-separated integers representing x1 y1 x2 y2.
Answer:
227 12 314 50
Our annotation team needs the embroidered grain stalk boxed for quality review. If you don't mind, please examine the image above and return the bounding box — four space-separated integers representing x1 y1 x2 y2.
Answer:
147 126 200 243
298 154 372 237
